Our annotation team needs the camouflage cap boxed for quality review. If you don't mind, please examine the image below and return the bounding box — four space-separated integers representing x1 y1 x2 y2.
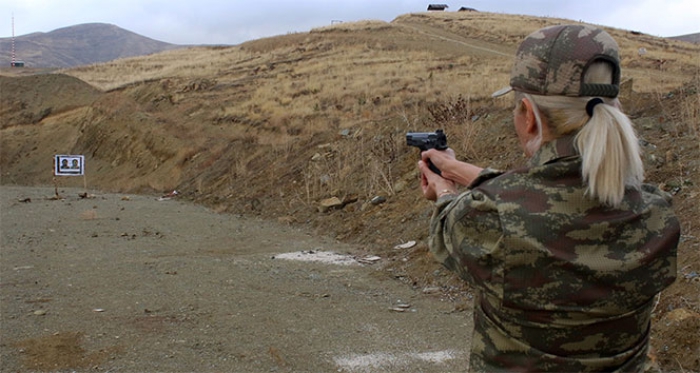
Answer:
492 24 621 98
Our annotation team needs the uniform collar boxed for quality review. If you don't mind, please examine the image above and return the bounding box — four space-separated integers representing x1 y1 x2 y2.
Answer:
528 135 578 167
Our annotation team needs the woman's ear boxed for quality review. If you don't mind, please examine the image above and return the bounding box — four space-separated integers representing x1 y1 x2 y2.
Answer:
520 98 539 135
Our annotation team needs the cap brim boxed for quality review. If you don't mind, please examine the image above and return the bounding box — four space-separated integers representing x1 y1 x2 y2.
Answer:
491 86 513 98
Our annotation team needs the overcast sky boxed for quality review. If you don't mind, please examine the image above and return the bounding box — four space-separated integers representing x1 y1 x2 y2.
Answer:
2 0 698 45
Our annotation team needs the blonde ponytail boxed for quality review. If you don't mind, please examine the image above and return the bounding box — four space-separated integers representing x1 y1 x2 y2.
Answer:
575 102 643 207
520 62 644 208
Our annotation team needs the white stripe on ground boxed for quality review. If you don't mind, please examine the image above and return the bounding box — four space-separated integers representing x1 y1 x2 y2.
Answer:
334 350 461 371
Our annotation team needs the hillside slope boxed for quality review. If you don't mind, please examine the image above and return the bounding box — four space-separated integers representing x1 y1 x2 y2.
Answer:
0 74 101 128
1 12 699 372
0 23 183 68
671 32 700 44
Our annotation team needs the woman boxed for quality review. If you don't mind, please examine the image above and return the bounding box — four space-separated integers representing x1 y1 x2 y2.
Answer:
418 24 679 372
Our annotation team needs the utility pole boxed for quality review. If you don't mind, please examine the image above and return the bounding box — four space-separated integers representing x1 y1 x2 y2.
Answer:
10 14 24 67
11 14 16 66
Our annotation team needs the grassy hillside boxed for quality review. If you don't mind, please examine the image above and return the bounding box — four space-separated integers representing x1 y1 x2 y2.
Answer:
1 11 699 372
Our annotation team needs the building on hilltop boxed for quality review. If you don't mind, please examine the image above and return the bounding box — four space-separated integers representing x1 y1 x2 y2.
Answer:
427 4 449 11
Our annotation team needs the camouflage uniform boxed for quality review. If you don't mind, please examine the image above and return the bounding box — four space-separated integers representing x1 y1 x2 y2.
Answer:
429 135 679 372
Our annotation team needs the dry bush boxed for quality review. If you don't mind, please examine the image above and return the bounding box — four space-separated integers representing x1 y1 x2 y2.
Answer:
675 75 700 140
425 95 484 159
365 132 402 196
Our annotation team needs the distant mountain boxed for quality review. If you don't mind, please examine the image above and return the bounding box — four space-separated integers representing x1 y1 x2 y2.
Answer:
671 32 700 44
0 23 185 68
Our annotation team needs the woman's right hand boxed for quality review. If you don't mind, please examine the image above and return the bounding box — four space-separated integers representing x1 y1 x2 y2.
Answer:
422 148 484 187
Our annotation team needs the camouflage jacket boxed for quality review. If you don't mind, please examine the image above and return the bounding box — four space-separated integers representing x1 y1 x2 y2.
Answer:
430 135 679 372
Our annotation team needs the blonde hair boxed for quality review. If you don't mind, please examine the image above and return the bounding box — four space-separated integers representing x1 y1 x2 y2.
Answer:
515 62 643 207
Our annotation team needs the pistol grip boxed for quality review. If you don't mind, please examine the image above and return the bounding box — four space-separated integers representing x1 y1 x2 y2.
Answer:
427 159 442 176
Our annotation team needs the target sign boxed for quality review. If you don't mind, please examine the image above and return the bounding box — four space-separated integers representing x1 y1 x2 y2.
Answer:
54 155 84 176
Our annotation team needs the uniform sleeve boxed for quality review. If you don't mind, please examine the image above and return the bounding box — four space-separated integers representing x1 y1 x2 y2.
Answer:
428 169 505 297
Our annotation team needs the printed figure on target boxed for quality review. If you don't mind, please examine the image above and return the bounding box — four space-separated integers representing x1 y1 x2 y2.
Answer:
55 155 84 176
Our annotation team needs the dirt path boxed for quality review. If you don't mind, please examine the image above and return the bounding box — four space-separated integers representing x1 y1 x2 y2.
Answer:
0 186 472 372
394 21 514 58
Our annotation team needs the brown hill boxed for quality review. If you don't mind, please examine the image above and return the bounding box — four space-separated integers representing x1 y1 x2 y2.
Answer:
1 12 699 372
0 73 101 127
0 23 183 68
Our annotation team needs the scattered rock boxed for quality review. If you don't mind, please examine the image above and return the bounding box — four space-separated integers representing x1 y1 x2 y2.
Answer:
393 181 407 194
371 196 386 205
422 286 441 294
318 197 344 213
390 303 412 312
684 271 699 281
358 255 381 264
157 190 178 201
394 241 416 250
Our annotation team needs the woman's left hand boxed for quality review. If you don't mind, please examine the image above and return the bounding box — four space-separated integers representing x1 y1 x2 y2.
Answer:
419 160 457 201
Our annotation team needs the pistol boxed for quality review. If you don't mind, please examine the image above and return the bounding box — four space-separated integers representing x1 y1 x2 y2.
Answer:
406 129 447 176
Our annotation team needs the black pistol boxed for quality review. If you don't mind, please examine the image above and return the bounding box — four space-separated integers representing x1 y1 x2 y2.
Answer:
406 129 448 176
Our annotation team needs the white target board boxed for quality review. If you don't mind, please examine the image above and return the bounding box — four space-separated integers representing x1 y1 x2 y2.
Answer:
54 155 85 176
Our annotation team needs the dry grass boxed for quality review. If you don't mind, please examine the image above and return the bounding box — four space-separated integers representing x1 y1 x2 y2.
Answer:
679 76 700 139
63 12 699 132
